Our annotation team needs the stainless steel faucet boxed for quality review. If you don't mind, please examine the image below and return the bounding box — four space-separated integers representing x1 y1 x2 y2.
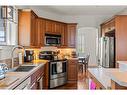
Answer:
11 45 26 68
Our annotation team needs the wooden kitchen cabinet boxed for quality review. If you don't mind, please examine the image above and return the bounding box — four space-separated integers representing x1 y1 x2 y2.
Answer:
61 23 68 47
101 19 115 36
18 9 77 48
30 65 44 89
18 9 38 47
101 15 127 62
67 24 77 48
45 20 53 33
111 80 127 89
88 71 105 90
54 22 61 34
43 62 49 89
45 20 61 34
67 59 78 82
36 18 46 46
115 16 127 61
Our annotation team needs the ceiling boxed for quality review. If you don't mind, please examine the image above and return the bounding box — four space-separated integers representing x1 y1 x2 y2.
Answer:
17 6 127 27
33 6 127 15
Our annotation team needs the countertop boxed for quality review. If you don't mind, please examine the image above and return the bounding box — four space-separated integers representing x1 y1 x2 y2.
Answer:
106 69 127 87
88 66 127 89
0 59 48 89
88 67 111 89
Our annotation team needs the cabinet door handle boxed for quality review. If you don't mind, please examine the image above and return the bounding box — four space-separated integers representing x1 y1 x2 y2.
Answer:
21 84 29 89
37 77 41 82
30 82 36 89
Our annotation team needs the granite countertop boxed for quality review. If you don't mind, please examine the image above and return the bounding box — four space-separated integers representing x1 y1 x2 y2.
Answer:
88 67 111 89
106 61 127 87
106 68 127 87
88 66 127 89
0 59 48 89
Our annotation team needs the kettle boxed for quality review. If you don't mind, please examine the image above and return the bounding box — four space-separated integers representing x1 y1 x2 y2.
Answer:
0 63 8 80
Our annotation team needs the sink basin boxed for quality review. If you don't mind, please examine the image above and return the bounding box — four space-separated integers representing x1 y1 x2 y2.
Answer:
14 66 36 72
9 65 36 72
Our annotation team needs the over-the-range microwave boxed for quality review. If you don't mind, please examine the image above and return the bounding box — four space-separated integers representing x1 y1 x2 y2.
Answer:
45 34 61 46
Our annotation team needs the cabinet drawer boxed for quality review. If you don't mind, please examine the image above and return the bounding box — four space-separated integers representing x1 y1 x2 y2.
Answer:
31 66 44 84
68 60 78 65
13 77 31 90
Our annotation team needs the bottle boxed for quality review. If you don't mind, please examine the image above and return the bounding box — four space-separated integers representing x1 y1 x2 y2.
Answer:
19 52 23 65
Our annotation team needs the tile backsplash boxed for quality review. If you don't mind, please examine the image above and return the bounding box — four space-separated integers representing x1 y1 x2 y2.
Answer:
0 46 76 68
26 47 76 59
0 46 14 60
0 46 21 68
58 48 76 58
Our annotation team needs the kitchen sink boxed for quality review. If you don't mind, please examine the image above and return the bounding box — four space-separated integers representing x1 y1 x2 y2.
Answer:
9 65 36 72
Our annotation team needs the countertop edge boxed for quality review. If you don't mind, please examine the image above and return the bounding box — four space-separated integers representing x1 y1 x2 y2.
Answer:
5 63 46 89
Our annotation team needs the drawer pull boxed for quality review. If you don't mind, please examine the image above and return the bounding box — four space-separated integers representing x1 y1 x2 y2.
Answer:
30 82 36 89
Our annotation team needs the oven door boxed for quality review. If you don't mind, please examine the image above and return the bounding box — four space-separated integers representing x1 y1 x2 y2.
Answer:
49 61 67 88
50 61 67 79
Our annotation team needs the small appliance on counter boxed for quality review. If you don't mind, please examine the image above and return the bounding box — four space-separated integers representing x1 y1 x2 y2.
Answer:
71 51 77 58
39 51 58 61
24 50 34 62
0 63 8 80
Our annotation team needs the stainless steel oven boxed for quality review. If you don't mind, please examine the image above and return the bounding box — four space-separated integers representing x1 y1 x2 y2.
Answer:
45 34 61 46
49 60 67 88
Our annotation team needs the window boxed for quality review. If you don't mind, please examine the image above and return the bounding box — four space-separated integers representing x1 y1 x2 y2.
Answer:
0 19 6 44
0 6 18 45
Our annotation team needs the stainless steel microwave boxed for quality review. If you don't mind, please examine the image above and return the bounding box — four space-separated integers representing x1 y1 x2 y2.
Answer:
45 34 61 46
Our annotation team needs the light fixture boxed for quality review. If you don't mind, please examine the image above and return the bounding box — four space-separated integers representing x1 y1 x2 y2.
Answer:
1 6 13 19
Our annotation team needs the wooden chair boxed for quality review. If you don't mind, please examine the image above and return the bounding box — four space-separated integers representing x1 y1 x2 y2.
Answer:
84 55 90 72
78 55 90 73
78 57 85 73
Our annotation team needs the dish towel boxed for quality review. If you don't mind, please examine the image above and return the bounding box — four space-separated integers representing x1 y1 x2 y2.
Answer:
57 62 62 73
90 80 96 90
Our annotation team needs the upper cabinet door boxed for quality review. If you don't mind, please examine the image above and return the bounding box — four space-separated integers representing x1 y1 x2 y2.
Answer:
45 20 52 33
18 10 38 47
54 22 61 34
67 24 77 48
36 18 45 46
45 20 61 34
61 23 67 47
30 11 38 46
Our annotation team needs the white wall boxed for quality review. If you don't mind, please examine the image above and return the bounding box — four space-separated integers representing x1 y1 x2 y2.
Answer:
0 46 13 60
77 27 98 64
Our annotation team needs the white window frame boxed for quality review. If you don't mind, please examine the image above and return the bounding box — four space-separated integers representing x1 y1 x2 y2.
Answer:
0 6 18 46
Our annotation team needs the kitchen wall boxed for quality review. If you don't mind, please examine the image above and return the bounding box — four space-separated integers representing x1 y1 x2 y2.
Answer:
0 46 13 60
0 46 21 60
58 48 76 59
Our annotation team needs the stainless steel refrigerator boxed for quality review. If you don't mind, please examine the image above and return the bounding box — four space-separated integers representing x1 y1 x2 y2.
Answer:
100 37 115 68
